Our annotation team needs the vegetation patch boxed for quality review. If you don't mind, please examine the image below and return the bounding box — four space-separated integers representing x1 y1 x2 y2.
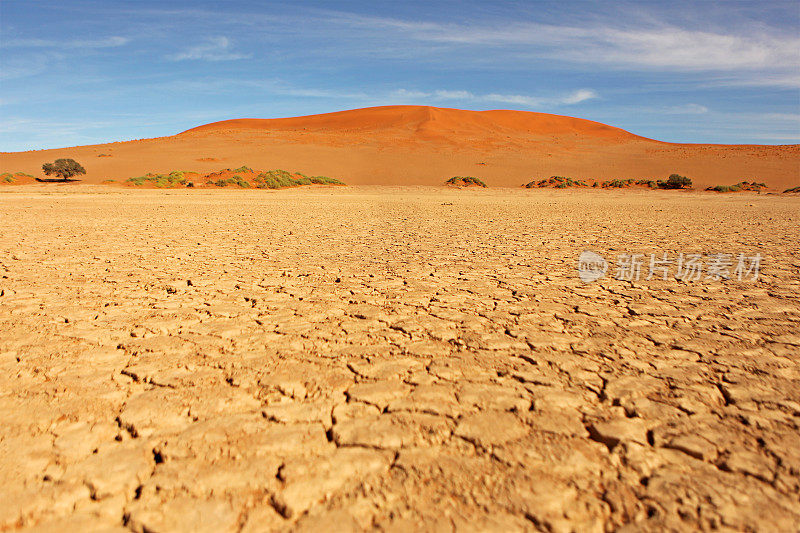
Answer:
524 176 589 188
253 170 344 189
657 174 692 189
706 181 767 193
1 172 35 184
209 175 251 188
598 174 692 189
783 186 800 193
127 171 188 188
122 167 345 189
446 176 487 188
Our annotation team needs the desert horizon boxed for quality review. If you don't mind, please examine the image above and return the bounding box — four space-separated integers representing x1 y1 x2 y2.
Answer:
2 105 798 191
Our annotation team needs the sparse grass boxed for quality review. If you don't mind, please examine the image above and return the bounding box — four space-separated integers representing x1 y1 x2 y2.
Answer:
602 179 635 188
784 186 800 193
446 176 487 187
253 170 343 189
1 172 34 183
208 175 250 188
525 176 588 188
127 171 187 188
707 184 741 193
123 168 344 190
706 181 768 193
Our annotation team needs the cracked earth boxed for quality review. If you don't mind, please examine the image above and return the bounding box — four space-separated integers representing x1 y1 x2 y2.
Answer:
0 186 798 532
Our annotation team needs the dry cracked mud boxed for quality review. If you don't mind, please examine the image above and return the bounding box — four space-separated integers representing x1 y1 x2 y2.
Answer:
0 186 798 532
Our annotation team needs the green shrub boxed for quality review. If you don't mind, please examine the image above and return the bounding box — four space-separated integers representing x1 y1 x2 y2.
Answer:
446 176 487 187
707 181 767 193
707 185 740 193
126 171 187 188
209 176 250 188
253 170 344 189
657 174 692 189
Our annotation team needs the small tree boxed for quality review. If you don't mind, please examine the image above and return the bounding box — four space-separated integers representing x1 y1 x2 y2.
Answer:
658 173 692 189
42 158 86 181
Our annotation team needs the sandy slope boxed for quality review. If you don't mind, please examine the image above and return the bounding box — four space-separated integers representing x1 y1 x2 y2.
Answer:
1 105 798 190
1 186 798 530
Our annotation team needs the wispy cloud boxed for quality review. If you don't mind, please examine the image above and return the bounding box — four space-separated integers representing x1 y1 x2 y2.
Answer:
392 88 599 108
166 37 250 61
322 12 800 87
665 104 709 114
1 36 129 48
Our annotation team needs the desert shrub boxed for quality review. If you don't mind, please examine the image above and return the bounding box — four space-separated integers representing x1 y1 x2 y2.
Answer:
707 185 740 193
310 175 344 185
231 166 254 173
735 181 767 191
524 176 589 188
446 176 487 187
783 186 800 193
706 181 766 193
253 170 344 189
209 176 250 188
254 170 297 189
1 173 14 183
657 174 692 189
126 171 187 188
42 158 86 181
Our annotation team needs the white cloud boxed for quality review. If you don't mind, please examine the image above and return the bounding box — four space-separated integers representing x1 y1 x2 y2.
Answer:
2 36 129 48
560 89 599 105
665 104 709 114
167 37 250 61
324 13 800 87
391 88 598 108
483 93 544 107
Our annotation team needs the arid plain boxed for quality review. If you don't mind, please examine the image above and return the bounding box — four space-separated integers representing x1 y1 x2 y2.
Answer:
1 185 798 532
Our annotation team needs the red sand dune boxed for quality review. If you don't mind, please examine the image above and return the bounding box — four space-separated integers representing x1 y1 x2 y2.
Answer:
1 105 798 190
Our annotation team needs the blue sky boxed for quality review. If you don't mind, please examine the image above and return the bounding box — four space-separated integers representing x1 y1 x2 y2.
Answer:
1 0 799 151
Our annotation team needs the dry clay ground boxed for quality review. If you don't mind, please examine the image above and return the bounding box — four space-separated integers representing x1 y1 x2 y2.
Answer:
0 186 798 532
